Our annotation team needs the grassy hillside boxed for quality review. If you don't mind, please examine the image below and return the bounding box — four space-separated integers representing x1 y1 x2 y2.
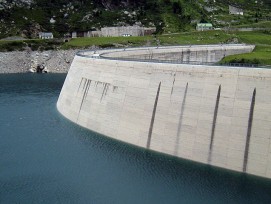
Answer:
1 0 270 39
0 0 207 38
62 36 153 49
220 31 271 65
0 39 63 51
220 45 271 65
233 21 271 29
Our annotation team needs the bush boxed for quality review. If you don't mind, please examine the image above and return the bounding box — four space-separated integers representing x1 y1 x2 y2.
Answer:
99 43 114 48
263 30 271 35
228 58 260 64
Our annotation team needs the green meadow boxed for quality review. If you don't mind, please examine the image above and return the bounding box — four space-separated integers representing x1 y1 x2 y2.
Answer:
62 36 153 49
220 31 271 65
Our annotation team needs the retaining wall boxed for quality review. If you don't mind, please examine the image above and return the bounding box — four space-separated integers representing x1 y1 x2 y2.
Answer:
101 44 254 63
57 45 271 179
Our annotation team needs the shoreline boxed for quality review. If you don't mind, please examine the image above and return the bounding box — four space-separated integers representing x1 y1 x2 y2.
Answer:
0 49 79 74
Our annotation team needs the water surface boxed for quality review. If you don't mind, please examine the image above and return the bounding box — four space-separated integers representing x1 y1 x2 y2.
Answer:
0 74 271 204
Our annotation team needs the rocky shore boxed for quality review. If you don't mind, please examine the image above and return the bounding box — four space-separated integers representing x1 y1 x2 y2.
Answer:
0 49 80 74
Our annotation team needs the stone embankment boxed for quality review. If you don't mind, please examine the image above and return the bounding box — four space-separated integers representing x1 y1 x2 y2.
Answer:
0 49 78 73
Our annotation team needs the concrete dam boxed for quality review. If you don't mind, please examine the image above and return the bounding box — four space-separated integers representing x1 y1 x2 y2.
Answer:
57 44 271 179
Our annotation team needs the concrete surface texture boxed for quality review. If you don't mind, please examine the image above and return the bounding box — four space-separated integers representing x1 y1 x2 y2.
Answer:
57 45 271 179
100 44 255 63
101 26 144 37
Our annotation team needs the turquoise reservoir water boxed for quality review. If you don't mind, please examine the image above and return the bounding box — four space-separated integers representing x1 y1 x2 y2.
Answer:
1 74 271 204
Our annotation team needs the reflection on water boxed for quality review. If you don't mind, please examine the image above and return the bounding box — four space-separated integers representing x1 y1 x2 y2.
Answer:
0 73 271 204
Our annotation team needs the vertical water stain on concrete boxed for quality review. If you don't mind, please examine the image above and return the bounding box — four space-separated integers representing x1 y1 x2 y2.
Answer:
76 77 84 96
77 79 91 121
174 82 188 155
113 86 118 93
243 88 256 173
146 82 161 149
82 77 88 91
186 49 191 62
205 50 209 63
100 83 110 102
171 76 176 96
105 83 110 96
208 85 221 164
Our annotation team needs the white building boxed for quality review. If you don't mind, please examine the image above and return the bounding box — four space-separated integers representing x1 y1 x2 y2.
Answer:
101 26 144 37
50 18 56 24
70 26 156 38
196 23 213 31
39 32 53 39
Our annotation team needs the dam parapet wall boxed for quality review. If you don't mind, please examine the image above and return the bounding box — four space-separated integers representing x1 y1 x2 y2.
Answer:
99 44 255 64
57 44 271 179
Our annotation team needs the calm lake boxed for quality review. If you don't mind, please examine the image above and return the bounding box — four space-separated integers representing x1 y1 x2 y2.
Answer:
0 74 271 204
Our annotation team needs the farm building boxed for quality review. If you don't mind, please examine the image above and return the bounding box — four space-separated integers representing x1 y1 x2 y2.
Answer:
196 23 213 31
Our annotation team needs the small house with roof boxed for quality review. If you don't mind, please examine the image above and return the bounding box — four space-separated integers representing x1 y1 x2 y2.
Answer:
39 32 54 39
196 23 213 31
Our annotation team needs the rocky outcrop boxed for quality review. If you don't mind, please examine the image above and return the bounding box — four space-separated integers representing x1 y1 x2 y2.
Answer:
0 0 33 10
0 49 79 73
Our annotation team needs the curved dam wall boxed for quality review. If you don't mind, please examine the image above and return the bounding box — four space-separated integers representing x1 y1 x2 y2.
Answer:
57 45 271 179
101 44 254 64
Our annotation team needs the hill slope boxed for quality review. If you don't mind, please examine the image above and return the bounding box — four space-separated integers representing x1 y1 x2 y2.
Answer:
0 0 270 39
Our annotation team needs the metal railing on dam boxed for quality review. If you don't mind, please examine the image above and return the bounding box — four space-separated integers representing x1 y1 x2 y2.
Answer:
57 45 271 180
75 44 270 69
